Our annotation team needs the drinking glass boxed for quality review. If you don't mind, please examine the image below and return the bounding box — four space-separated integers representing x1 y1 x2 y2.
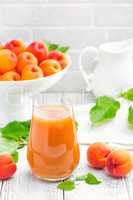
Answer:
27 98 80 181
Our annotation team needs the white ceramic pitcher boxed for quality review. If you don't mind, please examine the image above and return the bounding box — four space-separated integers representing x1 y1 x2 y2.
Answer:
79 40 133 96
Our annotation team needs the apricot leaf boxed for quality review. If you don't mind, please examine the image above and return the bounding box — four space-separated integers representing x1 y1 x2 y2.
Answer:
76 173 101 184
128 106 133 127
90 96 120 126
58 173 101 191
75 120 78 131
0 137 18 162
58 180 75 191
85 173 101 185
76 174 87 181
0 120 31 148
11 151 19 163
57 46 69 53
45 40 69 53
120 88 133 101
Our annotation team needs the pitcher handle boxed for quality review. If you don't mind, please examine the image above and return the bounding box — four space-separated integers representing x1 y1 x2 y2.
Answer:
79 46 99 91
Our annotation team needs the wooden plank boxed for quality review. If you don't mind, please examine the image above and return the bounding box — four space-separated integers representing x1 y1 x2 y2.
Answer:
0 181 3 198
123 169 133 200
1 148 63 200
64 145 129 200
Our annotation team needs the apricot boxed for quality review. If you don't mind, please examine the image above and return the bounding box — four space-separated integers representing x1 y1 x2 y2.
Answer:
26 41 48 63
39 59 62 76
17 52 38 74
21 64 43 80
0 43 4 50
0 71 21 81
5 39 26 56
0 49 17 74
106 150 133 177
0 154 17 180
48 51 68 69
87 142 112 169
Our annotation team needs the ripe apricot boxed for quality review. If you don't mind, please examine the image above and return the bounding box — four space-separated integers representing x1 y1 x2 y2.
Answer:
87 142 112 169
0 154 17 180
0 43 4 50
26 41 48 63
17 52 38 74
5 39 26 56
0 49 17 74
21 64 43 80
106 150 133 177
39 59 62 76
48 51 68 69
0 71 21 81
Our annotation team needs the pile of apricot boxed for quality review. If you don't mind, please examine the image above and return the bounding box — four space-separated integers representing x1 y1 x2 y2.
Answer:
87 142 133 178
0 40 68 81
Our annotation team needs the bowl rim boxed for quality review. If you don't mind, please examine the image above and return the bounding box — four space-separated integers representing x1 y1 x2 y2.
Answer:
0 54 71 85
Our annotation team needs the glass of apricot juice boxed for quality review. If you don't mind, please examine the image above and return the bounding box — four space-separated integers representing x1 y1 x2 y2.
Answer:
27 102 80 181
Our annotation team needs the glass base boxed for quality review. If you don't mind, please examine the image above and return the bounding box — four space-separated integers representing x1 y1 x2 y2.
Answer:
34 174 71 182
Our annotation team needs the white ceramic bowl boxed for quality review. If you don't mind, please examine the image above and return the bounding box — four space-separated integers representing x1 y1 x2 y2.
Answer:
0 55 71 124
0 55 71 95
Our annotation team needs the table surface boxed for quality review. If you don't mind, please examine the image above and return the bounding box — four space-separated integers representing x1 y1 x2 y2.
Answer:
0 92 133 200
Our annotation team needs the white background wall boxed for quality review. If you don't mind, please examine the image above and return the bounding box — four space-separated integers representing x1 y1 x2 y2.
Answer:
0 0 133 91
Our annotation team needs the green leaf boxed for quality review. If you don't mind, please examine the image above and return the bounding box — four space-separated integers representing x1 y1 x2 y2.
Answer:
0 137 18 153
76 174 87 181
76 173 101 185
0 137 19 162
58 180 75 191
45 40 50 46
45 40 59 51
120 88 133 101
57 46 70 53
48 43 59 52
45 40 69 53
75 120 78 131
0 120 31 146
128 106 133 127
20 120 31 129
90 96 120 126
49 44 59 51
0 120 30 162
85 173 101 185
58 173 101 191
11 150 19 163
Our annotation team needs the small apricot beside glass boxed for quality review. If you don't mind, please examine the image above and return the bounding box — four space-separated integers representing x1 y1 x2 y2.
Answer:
0 154 17 180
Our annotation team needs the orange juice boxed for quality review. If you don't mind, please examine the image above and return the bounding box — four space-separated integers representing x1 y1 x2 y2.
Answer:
27 105 80 181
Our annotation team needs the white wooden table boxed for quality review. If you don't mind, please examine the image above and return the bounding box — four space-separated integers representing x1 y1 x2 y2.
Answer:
0 92 133 200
